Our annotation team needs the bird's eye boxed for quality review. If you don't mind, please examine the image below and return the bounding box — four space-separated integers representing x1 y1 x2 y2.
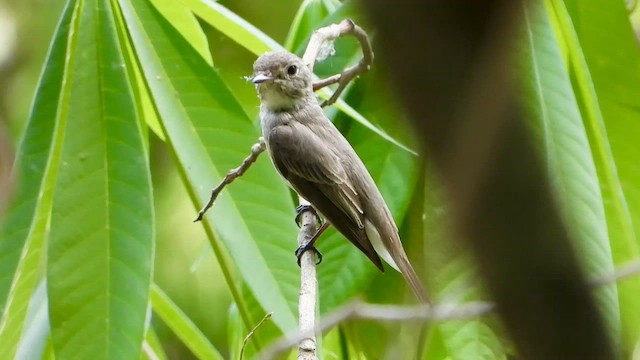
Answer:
287 65 298 75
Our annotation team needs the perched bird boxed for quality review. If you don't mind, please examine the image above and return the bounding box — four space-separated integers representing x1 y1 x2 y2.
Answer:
251 51 428 303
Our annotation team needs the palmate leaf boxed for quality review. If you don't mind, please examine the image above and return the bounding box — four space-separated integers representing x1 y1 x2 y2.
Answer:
117 0 300 334
0 1 75 357
46 0 154 358
521 0 619 340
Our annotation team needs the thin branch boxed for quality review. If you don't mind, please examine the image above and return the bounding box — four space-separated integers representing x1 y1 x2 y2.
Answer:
305 19 375 107
240 312 272 360
589 259 640 287
193 138 265 222
296 197 320 360
259 301 495 360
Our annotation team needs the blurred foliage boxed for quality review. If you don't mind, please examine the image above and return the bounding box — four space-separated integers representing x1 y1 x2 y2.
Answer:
0 0 639 359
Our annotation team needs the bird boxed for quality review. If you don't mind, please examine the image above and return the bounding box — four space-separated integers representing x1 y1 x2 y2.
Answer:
251 50 428 303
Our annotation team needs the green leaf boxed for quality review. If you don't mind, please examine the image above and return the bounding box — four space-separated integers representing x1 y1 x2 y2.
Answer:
150 0 212 65
150 284 222 360
15 281 50 360
520 0 619 340
422 170 506 359
183 0 281 54
548 0 640 350
117 0 300 334
0 1 75 357
141 327 167 360
227 303 244 360
47 0 154 358
284 0 329 51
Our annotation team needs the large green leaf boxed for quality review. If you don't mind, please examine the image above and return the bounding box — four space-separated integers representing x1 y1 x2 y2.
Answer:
0 1 75 357
117 0 300 334
47 0 154 358
521 0 619 339
548 0 640 350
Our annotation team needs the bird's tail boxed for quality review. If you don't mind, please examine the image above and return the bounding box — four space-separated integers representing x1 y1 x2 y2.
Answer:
365 219 430 303
396 254 430 304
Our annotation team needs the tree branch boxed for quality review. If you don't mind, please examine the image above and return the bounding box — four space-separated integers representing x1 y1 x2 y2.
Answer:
193 138 265 222
304 19 374 107
296 197 320 360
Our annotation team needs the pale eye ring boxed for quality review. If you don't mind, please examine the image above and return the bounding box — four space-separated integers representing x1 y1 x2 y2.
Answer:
287 65 298 75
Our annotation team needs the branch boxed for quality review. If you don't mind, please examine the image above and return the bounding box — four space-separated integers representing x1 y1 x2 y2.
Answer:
305 19 375 107
240 312 272 360
296 197 320 360
193 138 265 222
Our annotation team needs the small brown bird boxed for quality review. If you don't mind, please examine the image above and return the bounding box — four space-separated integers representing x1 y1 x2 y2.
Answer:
252 51 428 303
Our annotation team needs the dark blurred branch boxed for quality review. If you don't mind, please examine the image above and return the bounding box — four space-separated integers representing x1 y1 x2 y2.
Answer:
360 0 615 359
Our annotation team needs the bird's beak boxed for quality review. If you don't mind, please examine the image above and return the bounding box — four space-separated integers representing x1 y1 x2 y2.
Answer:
252 73 273 84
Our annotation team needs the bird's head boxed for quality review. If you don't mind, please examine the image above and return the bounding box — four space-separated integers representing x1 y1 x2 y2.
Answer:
250 51 313 111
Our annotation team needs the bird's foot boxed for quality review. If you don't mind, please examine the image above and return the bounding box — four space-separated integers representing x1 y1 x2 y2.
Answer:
295 244 323 266
295 204 318 227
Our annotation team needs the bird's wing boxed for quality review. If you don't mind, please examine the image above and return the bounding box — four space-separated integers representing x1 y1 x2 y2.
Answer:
268 121 363 226
267 121 383 270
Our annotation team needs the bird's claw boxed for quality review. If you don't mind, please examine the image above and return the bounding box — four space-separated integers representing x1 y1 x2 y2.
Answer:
295 244 323 266
295 204 317 227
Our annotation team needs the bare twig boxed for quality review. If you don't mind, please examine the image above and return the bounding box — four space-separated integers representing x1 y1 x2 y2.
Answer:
589 259 640 287
259 300 494 360
296 197 320 360
240 312 272 360
304 19 374 107
193 138 266 222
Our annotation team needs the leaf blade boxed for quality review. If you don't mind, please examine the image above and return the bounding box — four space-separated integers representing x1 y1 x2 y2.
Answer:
47 0 155 357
